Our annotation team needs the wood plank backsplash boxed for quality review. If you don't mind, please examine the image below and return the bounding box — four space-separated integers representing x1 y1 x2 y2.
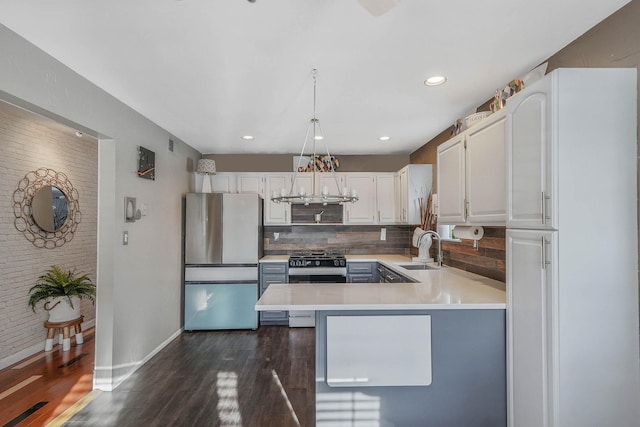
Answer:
291 203 342 224
264 224 506 282
264 225 413 255
439 227 506 282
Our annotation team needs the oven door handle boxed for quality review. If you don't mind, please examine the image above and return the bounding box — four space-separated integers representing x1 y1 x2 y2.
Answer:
288 267 347 276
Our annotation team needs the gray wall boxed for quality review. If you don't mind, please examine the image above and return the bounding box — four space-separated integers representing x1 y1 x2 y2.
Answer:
204 153 409 172
0 24 201 388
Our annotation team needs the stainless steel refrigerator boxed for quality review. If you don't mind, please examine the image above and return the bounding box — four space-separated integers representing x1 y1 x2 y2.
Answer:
184 193 263 330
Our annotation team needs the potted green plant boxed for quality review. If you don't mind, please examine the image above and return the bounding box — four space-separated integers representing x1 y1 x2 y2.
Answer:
28 265 96 322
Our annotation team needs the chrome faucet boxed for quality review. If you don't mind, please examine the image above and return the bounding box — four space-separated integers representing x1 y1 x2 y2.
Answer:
422 230 443 267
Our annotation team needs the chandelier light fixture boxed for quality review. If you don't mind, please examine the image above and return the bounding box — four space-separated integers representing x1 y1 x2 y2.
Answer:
271 69 359 206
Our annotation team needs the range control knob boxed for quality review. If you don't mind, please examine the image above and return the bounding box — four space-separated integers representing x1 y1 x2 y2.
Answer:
315 260 320 266
340 259 346 267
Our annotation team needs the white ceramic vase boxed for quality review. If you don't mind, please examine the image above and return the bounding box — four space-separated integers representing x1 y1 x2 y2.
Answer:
45 296 81 322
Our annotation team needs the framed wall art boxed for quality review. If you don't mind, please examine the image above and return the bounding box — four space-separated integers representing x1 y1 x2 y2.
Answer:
137 146 155 180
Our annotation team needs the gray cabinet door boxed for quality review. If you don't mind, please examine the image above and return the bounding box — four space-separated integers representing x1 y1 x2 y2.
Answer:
259 263 288 325
347 262 378 283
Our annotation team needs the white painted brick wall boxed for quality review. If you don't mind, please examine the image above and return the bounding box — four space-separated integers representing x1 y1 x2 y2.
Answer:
0 102 97 363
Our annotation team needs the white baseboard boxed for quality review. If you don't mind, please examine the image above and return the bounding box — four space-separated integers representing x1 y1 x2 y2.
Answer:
0 318 96 370
0 342 44 370
93 328 183 391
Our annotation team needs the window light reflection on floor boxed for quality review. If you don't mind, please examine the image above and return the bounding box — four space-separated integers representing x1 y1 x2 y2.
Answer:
316 391 381 426
271 369 301 426
216 371 242 426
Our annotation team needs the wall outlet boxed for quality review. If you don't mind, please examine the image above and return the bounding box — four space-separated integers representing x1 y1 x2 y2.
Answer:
380 228 386 241
274 232 280 241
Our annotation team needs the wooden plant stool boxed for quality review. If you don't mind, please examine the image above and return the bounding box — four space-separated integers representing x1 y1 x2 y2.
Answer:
44 315 84 351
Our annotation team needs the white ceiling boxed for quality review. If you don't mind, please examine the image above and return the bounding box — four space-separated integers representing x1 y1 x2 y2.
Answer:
0 0 629 155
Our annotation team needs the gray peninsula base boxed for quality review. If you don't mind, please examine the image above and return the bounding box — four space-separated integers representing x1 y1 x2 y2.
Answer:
315 309 506 426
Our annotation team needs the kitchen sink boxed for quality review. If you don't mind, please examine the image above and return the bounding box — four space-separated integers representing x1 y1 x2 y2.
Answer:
397 263 434 270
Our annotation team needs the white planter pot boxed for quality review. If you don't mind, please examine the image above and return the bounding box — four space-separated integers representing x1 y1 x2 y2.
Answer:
45 296 81 322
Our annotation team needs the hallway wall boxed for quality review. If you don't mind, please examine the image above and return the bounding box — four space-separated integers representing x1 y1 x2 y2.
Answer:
0 24 201 388
0 101 98 368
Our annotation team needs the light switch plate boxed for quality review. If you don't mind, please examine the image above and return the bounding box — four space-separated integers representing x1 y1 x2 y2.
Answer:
123 231 129 245
380 228 386 240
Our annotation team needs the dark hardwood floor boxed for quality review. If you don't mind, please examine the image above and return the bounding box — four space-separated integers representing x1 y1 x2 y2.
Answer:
65 326 315 427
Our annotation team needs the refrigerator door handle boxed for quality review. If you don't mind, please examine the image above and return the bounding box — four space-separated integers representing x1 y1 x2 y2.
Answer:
541 192 551 225
541 236 551 269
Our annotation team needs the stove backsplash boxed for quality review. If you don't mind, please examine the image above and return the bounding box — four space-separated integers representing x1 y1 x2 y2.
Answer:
263 224 506 283
291 203 342 224
264 225 413 255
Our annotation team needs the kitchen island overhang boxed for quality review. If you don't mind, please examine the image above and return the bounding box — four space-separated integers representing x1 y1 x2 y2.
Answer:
255 264 507 426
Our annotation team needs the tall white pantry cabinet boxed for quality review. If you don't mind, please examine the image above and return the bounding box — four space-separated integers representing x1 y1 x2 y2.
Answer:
506 68 640 426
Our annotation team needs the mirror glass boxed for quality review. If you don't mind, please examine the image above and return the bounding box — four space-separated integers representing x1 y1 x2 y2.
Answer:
32 185 69 232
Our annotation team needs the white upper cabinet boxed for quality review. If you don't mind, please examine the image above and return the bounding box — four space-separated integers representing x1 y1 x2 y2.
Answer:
202 169 435 225
466 115 507 223
315 173 344 196
437 111 507 225
396 165 432 224
376 173 396 223
437 134 466 224
236 173 265 197
344 174 376 224
507 75 554 229
264 174 292 225
292 173 314 198
209 172 236 193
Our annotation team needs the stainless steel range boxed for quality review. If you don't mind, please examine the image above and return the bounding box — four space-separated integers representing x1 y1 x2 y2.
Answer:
288 251 347 327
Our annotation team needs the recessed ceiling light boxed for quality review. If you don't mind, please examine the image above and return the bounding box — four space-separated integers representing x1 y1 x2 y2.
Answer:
379 136 391 141
241 135 255 140
424 76 447 86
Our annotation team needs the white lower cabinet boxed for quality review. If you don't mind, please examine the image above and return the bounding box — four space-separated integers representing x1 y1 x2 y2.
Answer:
507 229 556 427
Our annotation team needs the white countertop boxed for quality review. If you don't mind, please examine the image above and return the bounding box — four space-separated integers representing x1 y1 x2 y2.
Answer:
256 254 505 311
259 255 290 262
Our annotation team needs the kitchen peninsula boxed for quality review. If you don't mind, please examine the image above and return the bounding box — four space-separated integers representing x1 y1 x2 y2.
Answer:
256 256 507 426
